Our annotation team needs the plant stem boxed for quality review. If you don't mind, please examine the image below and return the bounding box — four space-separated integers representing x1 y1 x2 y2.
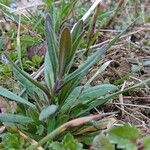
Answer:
27 114 101 150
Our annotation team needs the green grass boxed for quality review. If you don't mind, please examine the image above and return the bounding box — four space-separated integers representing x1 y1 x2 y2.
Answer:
0 0 149 149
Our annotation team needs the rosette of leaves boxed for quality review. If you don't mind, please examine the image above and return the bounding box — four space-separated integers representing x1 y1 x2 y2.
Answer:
0 14 118 143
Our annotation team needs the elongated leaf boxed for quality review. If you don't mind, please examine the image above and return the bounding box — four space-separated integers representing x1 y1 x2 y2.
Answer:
47 115 56 133
44 52 54 92
88 31 99 48
13 67 48 101
63 44 108 86
72 31 84 55
0 113 33 125
66 31 84 73
61 84 117 114
85 60 113 85
59 27 72 75
77 99 107 116
45 14 58 79
66 22 84 73
79 84 118 103
60 0 77 20
71 20 84 42
60 86 82 114
39 105 58 121
4 54 49 97
58 75 81 106
62 18 138 91
0 86 35 108
79 77 150 116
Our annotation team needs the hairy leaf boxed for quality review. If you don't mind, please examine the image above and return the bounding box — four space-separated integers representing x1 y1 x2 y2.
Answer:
0 113 33 125
65 20 84 73
0 86 35 108
79 84 118 103
61 84 117 114
58 75 81 106
4 53 49 97
45 14 58 79
13 67 48 100
44 52 54 92
39 105 58 121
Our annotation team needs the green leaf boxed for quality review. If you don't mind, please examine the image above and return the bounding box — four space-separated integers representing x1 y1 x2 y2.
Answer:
45 13 58 80
79 84 118 103
63 44 108 87
144 136 150 150
27 108 40 124
58 75 81 106
1 133 24 149
72 31 84 56
56 114 69 126
65 20 84 73
13 67 48 100
66 31 84 72
0 86 35 108
44 52 54 92
49 142 65 150
108 124 140 150
61 84 117 114
86 60 113 85
47 115 56 133
60 86 82 114
31 55 43 66
49 133 83 150
72 20 84 43
62 133 83 150
92 134 115 150
59 27 72 75
39 105 58 121
60 0 77 20
4 53 49 97
0 113 33 125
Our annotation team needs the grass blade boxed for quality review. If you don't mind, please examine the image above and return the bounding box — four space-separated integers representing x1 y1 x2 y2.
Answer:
85 60 113 85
